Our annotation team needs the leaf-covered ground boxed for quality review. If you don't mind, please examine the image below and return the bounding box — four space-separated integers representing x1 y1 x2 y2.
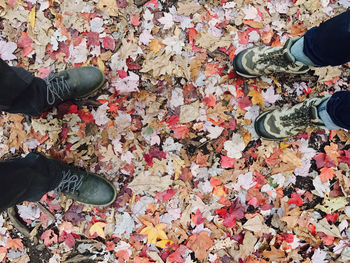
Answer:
0 0 350 262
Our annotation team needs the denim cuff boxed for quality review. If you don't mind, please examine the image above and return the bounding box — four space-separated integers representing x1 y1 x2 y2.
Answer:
318 98 342 130
290 37 318 66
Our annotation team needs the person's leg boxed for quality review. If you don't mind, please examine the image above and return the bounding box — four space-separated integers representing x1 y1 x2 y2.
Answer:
0 153 62 211
323 91 350 130
0 58 106 116
0 61 115 210
0 59 46 113
302 10 350 66
0 152 117 211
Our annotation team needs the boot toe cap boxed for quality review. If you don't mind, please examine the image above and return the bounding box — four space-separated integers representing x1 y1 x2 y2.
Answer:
254 110 284 141
69 67 106 98
75 174 117 206
233 50 259 78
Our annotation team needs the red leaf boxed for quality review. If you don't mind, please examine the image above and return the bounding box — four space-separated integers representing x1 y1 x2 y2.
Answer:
78 110 95 123
203 94 216 107
166 116 179 128
325 213 339 223
116 69 128 78
192 209 205 225
86 32 100 47
17 32 33 57
155 189 177 202
237 96 252 110
322 235 334 246
188 28 198 43
173 125 189 139
223 212 236 228
288 192 303 206
130 14 141 26
220 155 235 168
40 230 58 247
103 36 115 50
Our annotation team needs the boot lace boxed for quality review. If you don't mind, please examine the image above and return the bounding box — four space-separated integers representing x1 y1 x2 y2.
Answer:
280 102 315 128
44 72 71 105
257 50 292 68
54 170 83 198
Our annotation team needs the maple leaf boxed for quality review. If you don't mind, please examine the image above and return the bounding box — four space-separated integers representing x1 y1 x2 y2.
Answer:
324 143 339 166
40 230 58 247
158 13 174 30
89 222 107 239
5 238 23 251
262 246 286 262
187 231 213 262
320 167 335 183
140 222 168 244
248 89 264 107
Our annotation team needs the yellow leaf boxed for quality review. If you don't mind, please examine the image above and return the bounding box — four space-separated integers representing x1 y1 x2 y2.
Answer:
279 141 289 149
156 239 174 248
97 56 106 73
89 222 106 239
248 90 264 107
29 6 36 28
82 58 91 67
149 39 162 53
140 222 168 244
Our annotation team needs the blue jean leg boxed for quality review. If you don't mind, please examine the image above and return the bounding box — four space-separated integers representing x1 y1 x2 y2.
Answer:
290 37 317 66
325 91 350 130
303 10 350 66
317 97 342 130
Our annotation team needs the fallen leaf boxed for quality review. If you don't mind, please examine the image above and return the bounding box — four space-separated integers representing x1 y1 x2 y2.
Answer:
186 231 213 262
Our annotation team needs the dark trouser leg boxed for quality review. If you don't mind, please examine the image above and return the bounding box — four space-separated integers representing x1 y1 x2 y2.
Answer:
0 58 47 115
0 153 62 212
325 91 350 130
303 10 350 66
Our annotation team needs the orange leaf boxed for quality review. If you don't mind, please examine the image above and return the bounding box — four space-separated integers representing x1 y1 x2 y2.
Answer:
261 28 274 44
320 167 335 183
322 234 335 246
324 143 339 166
5 238 23 251
248 89 264 107
204 63 220 77
149 38 162 53
289 24 307 37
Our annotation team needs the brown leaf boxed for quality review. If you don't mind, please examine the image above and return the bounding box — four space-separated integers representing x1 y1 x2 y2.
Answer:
262 246 286 262
186 231 213 262
243 20 264 29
